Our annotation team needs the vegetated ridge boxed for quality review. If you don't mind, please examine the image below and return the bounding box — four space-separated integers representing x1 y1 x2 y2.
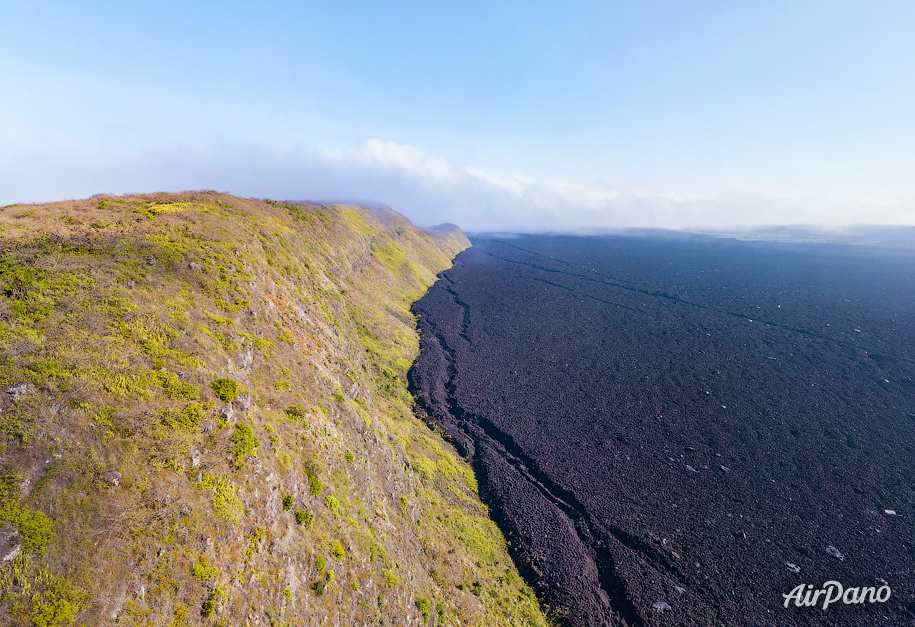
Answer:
0 192 549 627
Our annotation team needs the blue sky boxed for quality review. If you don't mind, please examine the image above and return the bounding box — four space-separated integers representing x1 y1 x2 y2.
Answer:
3 1 914 230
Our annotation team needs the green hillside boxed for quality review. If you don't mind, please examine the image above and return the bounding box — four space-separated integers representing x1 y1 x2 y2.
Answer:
0 192 548 626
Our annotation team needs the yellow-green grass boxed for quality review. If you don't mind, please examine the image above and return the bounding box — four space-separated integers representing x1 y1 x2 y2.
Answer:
0 193 549 626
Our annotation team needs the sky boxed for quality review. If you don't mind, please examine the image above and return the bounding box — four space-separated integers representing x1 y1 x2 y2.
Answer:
3 0 915 231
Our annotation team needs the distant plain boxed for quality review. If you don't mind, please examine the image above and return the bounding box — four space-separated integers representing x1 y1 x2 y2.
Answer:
411 229 915 626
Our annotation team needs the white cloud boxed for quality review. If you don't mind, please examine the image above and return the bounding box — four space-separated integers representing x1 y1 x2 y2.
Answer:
308 140 915 231
320 139 462 184
2 137 914 232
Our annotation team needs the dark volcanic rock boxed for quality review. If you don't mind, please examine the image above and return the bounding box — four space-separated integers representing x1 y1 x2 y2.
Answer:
409 233 915 627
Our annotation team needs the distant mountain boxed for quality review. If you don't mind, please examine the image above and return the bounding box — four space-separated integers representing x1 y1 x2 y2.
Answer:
687 224 915 248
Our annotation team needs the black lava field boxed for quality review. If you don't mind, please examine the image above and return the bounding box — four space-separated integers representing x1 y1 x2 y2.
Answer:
408 233 915 627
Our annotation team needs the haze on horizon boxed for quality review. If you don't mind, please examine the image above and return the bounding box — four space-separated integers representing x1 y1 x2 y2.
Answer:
3 1 915 232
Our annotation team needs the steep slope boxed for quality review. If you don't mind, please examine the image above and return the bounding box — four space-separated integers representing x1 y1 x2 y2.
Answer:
0 192 548 627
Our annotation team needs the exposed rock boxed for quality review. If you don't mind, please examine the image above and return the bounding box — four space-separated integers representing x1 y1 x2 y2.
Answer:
5 382 36 402
237 346 254 370
103 471 122 487
0 527 21 567
234 394 251 415
218 404 235 423
825 545 844 561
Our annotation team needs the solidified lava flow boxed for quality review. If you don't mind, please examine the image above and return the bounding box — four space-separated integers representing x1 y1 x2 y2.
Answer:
408 233 915 627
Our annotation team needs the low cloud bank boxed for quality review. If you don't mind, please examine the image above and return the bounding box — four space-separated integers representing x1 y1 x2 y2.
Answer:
3 138 913 232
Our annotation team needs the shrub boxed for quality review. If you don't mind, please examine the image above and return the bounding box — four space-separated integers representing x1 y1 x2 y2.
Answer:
324 495 340 516
181 402 206 427
315 555 326 572
344 451 354 463
158 372 200 401
16 508 54 554
30 591 78 627
304 461 322 495
383 569 400 588
192 561 219 581
0 473 54 554
281 494 293 510
228 423 258 469
331 541 345 561
198 474 243 522
210 378 239 402
162 402 204 431
201 595 216 617
416 596 431 622
310 580 325 596
285 404 307 420
295 509 313 527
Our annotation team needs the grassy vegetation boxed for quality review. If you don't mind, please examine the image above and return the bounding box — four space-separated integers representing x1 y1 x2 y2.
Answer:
0 192 549 626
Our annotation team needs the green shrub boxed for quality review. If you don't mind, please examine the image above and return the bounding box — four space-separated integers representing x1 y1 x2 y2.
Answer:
201 595 216 617
345 451 354 463
284 404 307 421
310 580 325 596
416 596 431 622
281 494 293 510
162 402 205 431
0 473 54 554
198 474 243 522
331 540 345 561
30 591 78 627
315 555 326 572
228 423 258 469
192 561 219 581
383 569 400 588
295 509 313 527
304 462 322 495
324 495 340 516
158 372 200 400
210 377 239 402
